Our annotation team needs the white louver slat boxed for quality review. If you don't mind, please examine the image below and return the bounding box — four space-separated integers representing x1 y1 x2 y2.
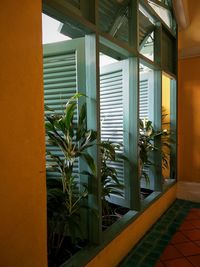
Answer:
139 79 149 119
100 62 125 203
43 41 81 180
139 70 154 122
139 71 154 190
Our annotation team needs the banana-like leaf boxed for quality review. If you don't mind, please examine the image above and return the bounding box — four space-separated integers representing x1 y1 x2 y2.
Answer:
78 102 86 125
81 153 96 175
45 122 55 131
142 171 150 188
44 104 55 112
64 102 76 131
65 92 86 108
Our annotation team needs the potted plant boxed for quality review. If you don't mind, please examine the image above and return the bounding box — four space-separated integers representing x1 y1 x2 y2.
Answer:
139 118 168 198
45 93 97 266
100 141 126 228
85 140 126 229
161 107 173 180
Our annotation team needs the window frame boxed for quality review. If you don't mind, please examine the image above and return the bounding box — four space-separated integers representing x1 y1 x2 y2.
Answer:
43 0 177 250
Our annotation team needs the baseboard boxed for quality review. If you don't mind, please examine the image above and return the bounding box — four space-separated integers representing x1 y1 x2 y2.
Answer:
177 181 200 203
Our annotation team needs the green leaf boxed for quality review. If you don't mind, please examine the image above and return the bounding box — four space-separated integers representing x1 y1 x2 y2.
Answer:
139 119 144 129
45 122 54 131
44 104 55 112
142 171 150 188
146 120 152 131
79 103 86 125
64 102 76 130
65 92 86 107
81 153 96 175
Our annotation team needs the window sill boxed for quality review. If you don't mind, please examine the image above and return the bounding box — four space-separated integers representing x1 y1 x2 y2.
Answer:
61 180 177 267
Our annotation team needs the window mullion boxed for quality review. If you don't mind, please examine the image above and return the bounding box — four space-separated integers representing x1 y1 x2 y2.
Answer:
85 34 102 245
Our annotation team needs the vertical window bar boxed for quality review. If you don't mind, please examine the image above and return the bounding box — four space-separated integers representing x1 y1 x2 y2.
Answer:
85 34 102 244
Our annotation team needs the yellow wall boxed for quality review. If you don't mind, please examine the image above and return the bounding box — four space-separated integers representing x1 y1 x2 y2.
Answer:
162 75 171 179
86 185 177 267
178 57 200 183
0 1 47 266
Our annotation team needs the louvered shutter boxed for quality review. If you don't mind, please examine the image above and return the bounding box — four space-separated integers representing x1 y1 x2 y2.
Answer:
43 38 85 180
139 71 154 121
139 71 154 189
139 79 149 120
100 61 129 207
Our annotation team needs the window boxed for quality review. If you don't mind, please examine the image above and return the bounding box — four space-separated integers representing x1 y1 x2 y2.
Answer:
42 1 177 265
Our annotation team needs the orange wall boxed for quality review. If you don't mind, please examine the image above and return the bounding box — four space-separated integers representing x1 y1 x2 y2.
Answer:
0 1 47 266
179 0 200 54
178 57 200 183
178 0 200 183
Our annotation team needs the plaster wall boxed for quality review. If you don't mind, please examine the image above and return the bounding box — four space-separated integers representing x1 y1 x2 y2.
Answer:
0 1 47 266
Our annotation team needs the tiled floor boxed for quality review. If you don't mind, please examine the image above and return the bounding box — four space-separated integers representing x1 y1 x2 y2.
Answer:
119 199 200 267
155 208 200 267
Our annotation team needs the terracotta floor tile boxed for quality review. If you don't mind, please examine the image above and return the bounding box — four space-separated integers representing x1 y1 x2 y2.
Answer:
155 260 166 267
191 220 200 229
195 240 200 247
163 258 194 267
170 232 190 244
179 221 195 231
174 241 200 256
183 229 200 241
187 254 200 267
190 209 200 217
185 213 200 220
160 245 183 261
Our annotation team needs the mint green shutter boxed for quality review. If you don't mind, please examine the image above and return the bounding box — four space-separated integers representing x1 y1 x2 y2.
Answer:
43 37 102 243
139 71 155 189
139 71 154 121
100 61 129 207
43 38 85 180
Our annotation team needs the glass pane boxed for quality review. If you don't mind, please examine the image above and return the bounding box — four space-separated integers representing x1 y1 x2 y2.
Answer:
162 74 176 183
162 74 170 181
139 63 155 199
43 14 91 263
148 0 172 28
162 29 176 74
139 6 155 61
99 48 130 224
99 0 130 44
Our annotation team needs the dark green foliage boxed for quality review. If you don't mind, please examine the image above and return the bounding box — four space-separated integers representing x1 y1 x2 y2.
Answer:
45 93 97 265
139 118 169 186
100 141 125 215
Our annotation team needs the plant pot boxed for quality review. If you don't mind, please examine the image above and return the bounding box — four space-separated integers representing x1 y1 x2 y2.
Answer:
114 206 130 218
140 188 153 200
102 215 119 230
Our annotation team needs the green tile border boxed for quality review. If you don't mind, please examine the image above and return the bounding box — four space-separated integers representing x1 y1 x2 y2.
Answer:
118 199 200 267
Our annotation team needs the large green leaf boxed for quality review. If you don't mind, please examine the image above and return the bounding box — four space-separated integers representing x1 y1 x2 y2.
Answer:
65 92 86 108
64 102 76 130
78 102 86 125
81 152 96 175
